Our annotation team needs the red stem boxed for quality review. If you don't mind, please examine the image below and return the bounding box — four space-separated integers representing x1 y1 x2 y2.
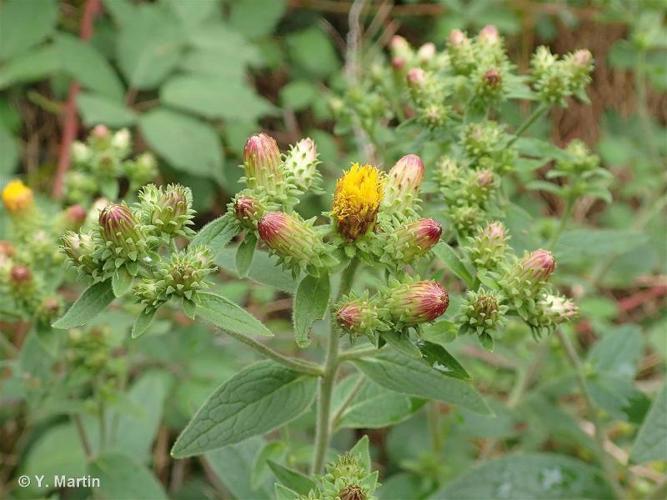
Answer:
52 0 101 199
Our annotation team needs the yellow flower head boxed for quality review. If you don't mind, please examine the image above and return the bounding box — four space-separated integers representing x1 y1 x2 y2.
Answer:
332 163 384 240
2 180 34 214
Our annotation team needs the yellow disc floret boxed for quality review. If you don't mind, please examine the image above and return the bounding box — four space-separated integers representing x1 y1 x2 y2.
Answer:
2 180 34 214
332 163 384 240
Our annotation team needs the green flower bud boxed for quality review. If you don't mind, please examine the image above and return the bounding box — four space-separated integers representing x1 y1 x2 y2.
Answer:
99 203 140 247
89 125 111 150
385 279 449 326
467 221 508 270
458 290 508 342
284 137 321 194
111 128 131 157
125 152 158 187
336 296 385 340
62 231 99 276
71 141 92 165
138 184 195 238
243 133 284 192
383 154 424 219
448 29 476 75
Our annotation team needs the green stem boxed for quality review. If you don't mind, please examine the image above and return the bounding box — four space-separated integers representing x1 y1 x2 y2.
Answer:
507 104 548 146
73 414 93 460
330 375 366 429
556 330 624 499
338 346 377 364
222 329 323 376
547 195 575 249
428 402 444 454
311 258 359 474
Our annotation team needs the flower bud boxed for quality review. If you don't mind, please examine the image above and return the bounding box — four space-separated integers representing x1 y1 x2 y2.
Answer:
339 485 366 500
459 290 506 335
448 29 466 47
37 296 62 324
483 68 502 87
417 42 436 63
386 280 449 325
478 24 499 45
391 218 442 263
71 141 92 164
234 195 259 222
258 212 332 273
138 184 194 238
10 265 32 284
389 35 411 60
283 137 321 193
476 169 495 188
89 125 111 150
243 133 283 191
2 180 34 214
447 29 475 75
391 56 406 71
539 294 578 323
332 164 384 241
62 204 87 231
521 249 556 281
385 154 425 207
111 128 131 155
99 203 138 246
92 124 110 139
62 231 98 275
406 68 426 89
336 298 384 339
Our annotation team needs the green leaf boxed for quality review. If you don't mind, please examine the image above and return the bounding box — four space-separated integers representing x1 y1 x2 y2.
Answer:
631 383 667 463
251 441 287 489
161 75 274 121
280 80 318 110
236 233 257 277
206 438 273 500
196 291 273 337
275 484 300 500
349 435 371 473
163 0 220 30
286 27 339 78
115 3 184 89
192 214 239 251
216 248 298 292
53 280 114 329
268 461 316 495
88 453 167 499
229 0 287 38
587 325 643 379
0 0 57 61
139 108 223 177
336 378 417 430
293 273 330 348
112 268 133 297
108 371 171 461
172 361 317 457
0 45 60 89
383 331 422 359
54 34 124 99
554 229 650 264
417 340 470 380
354 350 490 414
77 92 137 127
433 243 474 288
435 453 613 499
132 307 157 339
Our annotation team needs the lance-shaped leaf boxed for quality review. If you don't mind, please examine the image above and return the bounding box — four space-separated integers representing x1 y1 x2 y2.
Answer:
53 280 114 329
293 272 330 347
197 291 273 337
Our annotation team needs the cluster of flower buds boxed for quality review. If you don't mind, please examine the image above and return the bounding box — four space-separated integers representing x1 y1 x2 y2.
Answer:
547 140 610 202
134 246 216 315
137 184 195 240
457 290 508 349
336 279 449 341
405 67 449 128
530 46 594 105
389 35 444 72
466 221 508 271
66 125 157 203
301 452 378 500
461 121 516 174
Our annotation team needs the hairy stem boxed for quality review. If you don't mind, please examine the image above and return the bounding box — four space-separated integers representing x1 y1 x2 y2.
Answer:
311 258 359 473
556 330 624 498
507 103 548 146
73 414 93 460
221 329 323 376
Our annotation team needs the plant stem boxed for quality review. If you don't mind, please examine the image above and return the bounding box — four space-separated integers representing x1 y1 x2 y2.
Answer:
221 329 323 376
556 330 624 498
547 195 575 249
311 258 359 474
507 103 548 146
338 345 377 364
330 374 366 429
73 414 93 460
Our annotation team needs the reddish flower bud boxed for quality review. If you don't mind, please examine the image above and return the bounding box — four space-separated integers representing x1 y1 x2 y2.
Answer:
0 241 15 258
387 280 449 325
391 56 406 71
406 67 426 88
389 35 410 56
573 49 592 67
99 203 138 245
388 154 425 195
522 249 556 281
476 169 495 187
92 124 110 139
417 42 436 62
10 265 32 284
479 24 499 44
335 298 383 338
243 133 283 189
339 485 366 500
258 212 327 268
448 29 466 46
483 221 506 241
392 218 442 262
483 68 502 87
234 196 258 221
337 303 363 331
64 204 87 230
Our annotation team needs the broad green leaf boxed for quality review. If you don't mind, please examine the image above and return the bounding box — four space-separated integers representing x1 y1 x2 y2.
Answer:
108 371 171 461
163 0 220 30
217 248 298 292
191 214 239 252
112 268 133 297
196 291 273 337
172 361 317 457
20 424 86 492
293 273 330 348
435 453 613 499
433 242 474 287
53 280 114 329
280 80 319 110
187 24 261 67
115 3 184 89
54 34 124 99
275 484 300 500
229 0 287 38
139 108 223 177
417 340 470 380
268 461 316 495
0 0 57 61
251 441 287 489
587 325 643 379
206 438 273 500
631 383 667 463
554 229 649 264
77 92 137 127
383 331 422 359
131 307 157 339
354 350 490 414
161 75 274 121
0 45 60 89
236 233 257 277
88 453 167 499
286 27 339 78
0 123 18 176
333 376 416 430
